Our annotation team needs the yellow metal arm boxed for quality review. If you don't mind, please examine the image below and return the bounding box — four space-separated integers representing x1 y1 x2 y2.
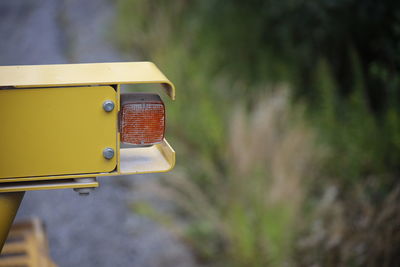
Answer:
0 62 176 192
0 192 24 252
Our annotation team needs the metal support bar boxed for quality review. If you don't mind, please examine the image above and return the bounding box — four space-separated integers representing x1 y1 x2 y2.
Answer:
0 192 24 252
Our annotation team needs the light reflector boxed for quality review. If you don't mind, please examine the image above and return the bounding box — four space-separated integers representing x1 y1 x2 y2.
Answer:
120 93 165 145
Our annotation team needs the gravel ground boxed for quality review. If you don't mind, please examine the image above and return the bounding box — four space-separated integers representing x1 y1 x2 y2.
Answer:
0 1 195 266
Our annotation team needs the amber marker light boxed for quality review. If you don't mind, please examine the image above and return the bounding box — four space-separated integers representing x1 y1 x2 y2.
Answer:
120 93 165 146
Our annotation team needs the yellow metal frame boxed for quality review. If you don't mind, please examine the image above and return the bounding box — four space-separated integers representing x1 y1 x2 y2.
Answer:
0 62 176 193
0 179 99 193
0 62 175 99
0 62 176 253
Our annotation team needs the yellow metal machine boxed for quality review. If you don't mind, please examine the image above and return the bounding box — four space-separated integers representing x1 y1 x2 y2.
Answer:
0 62 176 256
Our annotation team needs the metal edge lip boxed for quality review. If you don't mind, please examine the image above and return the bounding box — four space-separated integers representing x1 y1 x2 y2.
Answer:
0 179 99 193
119 139 175 175
0 62 176 100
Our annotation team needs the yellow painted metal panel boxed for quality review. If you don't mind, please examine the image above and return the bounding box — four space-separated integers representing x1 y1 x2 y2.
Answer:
0 62 175 99
0 86 117 179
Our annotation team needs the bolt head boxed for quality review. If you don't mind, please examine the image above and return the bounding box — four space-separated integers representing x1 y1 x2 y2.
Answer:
103 100 115 112
103 147 115 159
73 187 93 196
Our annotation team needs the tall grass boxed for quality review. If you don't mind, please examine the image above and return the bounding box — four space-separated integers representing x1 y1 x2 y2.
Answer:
297 181 400 266
116 0 400 266
131 89 322 266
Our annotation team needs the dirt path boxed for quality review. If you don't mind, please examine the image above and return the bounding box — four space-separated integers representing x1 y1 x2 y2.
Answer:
0 1 195 266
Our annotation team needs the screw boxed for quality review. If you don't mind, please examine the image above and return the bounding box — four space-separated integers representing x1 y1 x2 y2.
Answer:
103 147 114 159
103 100 115 112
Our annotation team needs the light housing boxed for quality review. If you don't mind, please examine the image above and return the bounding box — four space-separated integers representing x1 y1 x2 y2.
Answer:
120 93 165 146
0 62 176 192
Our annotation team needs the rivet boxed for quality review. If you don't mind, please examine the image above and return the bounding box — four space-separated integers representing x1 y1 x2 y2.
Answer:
103 147 115 160
103 100 115 112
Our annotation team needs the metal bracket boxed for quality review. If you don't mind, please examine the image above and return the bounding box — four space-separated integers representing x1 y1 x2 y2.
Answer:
0 62 175 100
0 179 99 193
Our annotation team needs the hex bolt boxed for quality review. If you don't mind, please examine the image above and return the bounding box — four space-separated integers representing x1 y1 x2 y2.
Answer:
103 147 115 160
103 100 115 112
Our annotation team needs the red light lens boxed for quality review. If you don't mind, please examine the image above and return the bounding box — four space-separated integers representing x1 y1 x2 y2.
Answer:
120 93 165 145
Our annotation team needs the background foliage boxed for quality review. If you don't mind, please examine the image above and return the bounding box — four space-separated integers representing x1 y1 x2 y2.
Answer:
116 0 400 266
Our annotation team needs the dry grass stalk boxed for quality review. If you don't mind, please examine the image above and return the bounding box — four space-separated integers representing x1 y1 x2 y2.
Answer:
132 88 321 266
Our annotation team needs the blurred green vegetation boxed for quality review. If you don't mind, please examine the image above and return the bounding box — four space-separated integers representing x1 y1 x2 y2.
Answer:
116 0 400 266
